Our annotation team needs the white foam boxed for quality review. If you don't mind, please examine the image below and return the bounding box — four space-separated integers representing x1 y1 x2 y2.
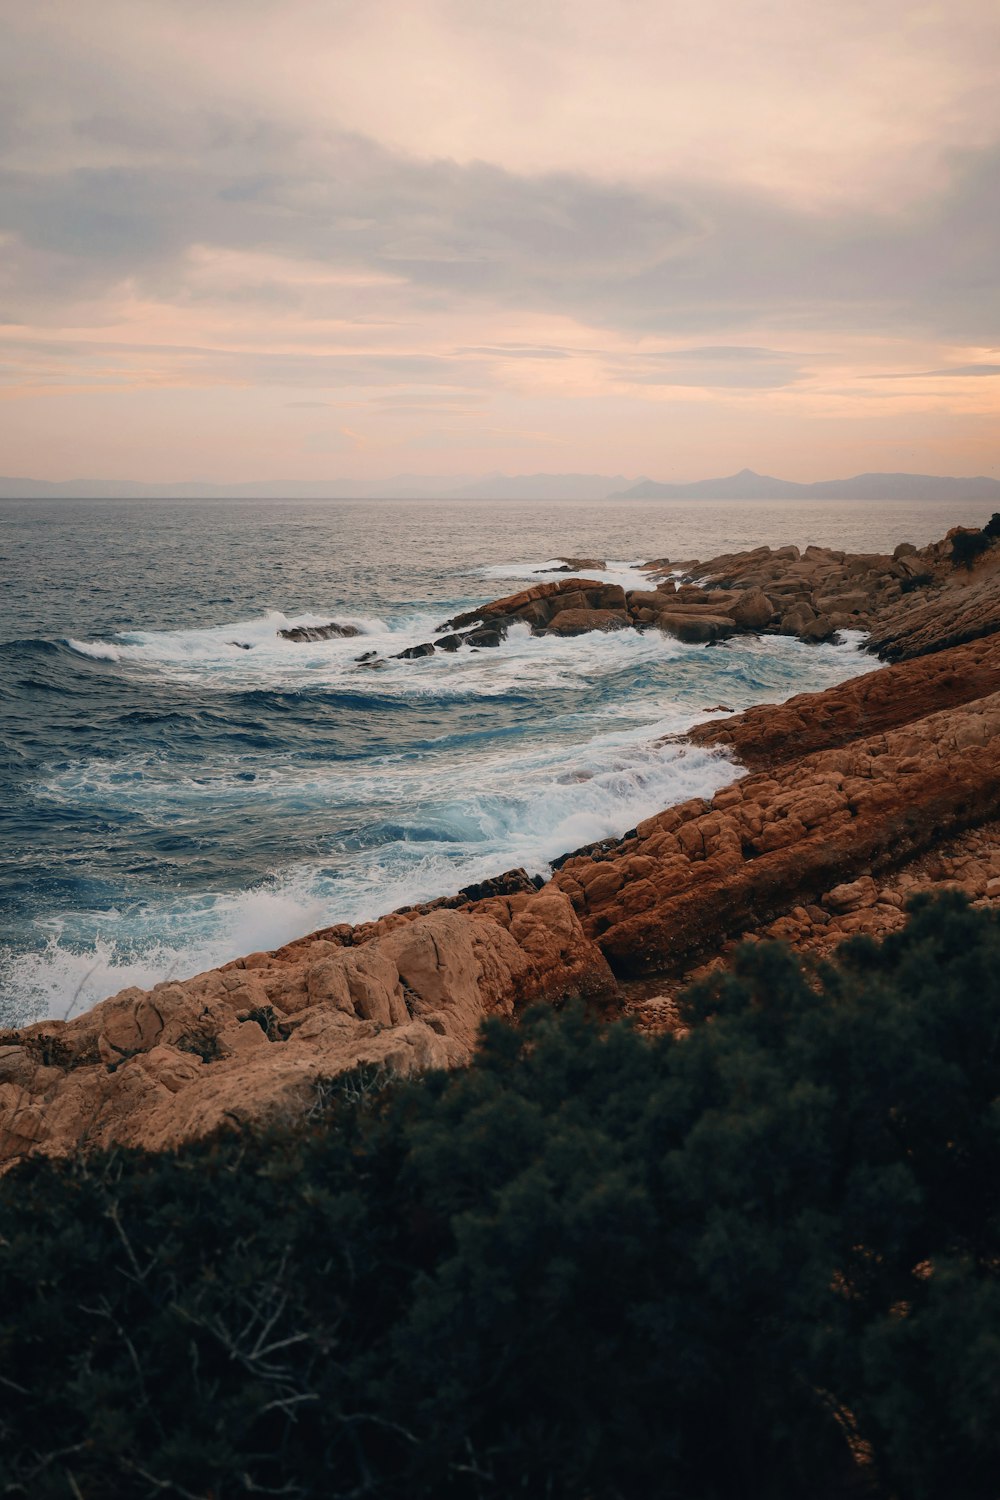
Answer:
62 609 693 697
8 720 742 1022
9 619 877 1024
65 637 123 662
479 558 651 593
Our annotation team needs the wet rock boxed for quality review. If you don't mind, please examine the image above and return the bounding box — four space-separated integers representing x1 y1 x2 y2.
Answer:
800 614 836 643
279 622 362 642
395 641 435 659
440 579 627 634
652 612 736 644
464 626 505 648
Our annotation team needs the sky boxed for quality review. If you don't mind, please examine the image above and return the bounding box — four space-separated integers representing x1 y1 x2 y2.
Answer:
1 0 999 484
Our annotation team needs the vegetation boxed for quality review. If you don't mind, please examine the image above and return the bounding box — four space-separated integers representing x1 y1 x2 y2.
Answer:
950 526 992 569
898 569 934 593
2 893 1000 1499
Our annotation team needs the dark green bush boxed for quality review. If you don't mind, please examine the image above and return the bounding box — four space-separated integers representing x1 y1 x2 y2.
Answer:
951 528 991 569
2 893 1000 1499
983 512 1000 540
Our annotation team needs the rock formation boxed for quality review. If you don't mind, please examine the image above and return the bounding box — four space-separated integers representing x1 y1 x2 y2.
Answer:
279 622 362 642
8 523 1000 1165
0 889 613 1163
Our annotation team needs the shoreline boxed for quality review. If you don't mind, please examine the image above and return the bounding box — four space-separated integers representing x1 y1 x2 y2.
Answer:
4 519 1000 1163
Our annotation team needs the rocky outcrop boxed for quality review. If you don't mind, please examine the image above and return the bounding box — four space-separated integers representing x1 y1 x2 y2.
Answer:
382 529 1000 664
553 683 1000 976
687 633 1000 768
279 622 362 642
13 524 1000 1165
0 889 613 1165
440 578 630 635
868 558 1000 659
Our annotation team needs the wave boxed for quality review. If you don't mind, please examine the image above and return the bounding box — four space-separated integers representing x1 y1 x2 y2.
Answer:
3 720 743 1022
59 609 697 698
478 558 657 593
5 607 876 1024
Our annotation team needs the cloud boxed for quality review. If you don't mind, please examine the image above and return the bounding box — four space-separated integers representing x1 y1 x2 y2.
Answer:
1 1 999 480
2 123 998 348
874 363 1000 378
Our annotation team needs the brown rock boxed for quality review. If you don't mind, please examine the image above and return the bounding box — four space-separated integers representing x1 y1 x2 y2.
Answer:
653 612 736 644
544 608 630 636
825 876 878 913
0 893 614 1165
729 588 774 630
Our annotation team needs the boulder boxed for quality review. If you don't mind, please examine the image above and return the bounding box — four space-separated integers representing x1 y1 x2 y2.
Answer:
729 588 774 631
814 590 871 616
653 612 736 644
800 614 836 644
778 603 817 636
824 877 878 913
441 579 626 634
544 608 630 636
465 626 506 648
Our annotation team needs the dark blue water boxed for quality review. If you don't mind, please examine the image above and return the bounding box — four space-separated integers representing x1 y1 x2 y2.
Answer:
1 495 985 1023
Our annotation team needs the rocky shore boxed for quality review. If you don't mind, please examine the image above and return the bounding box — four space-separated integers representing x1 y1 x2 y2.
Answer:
5 521 1000 1165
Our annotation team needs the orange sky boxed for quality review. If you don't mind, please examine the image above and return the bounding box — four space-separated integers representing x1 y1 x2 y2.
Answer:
2 0 998 483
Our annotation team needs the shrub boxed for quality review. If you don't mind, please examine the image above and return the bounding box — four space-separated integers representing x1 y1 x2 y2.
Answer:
983 512 1000 540
951 528 990 569
899 570 934 593
2 893 1000 1498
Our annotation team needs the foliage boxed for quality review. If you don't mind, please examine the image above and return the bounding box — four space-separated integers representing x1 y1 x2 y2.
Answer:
983 513 1000 540
898 570 933 593
950 528 991 569
2 893 1000 1499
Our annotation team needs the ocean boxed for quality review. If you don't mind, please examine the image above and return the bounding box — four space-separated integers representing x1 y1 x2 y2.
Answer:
1 495 991 1025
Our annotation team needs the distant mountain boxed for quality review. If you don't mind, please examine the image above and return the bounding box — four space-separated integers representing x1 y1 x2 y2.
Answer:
0 472 637 502
613 468 1000 501
4 468 997 503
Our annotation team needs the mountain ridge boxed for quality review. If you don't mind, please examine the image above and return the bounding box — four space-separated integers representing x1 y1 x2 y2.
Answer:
613 469 1000 500
0 468 997 502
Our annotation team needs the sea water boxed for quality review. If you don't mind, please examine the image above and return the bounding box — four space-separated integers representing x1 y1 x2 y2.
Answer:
1 495 990 1024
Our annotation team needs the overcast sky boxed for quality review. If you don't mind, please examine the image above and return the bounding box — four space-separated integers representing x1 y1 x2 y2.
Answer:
2 0 998 482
